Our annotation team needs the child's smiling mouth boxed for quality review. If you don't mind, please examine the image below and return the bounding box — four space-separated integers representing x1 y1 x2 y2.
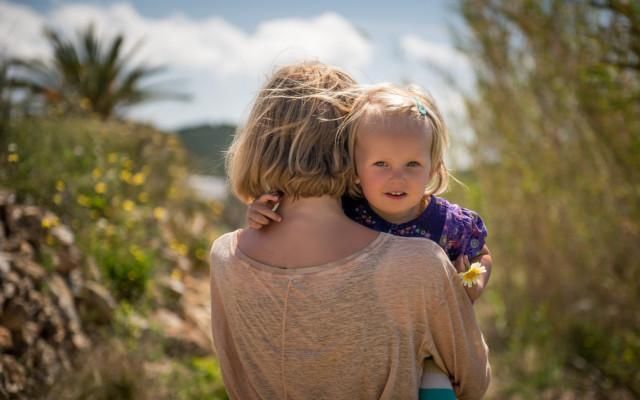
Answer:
384 191 407 199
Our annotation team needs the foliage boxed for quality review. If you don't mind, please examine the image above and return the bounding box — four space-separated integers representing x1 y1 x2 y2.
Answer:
176 123 236 176
44 336 228 400
1 117 225 302
454 0 640 397
11 24 185 119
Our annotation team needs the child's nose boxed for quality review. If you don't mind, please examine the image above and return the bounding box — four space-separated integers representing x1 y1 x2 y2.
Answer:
390 169 405 181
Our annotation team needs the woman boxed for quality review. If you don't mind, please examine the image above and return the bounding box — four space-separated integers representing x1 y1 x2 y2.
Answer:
210 61 490 399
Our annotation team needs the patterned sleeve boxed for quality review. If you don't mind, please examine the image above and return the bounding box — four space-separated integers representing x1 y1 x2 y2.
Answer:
440 204 488 261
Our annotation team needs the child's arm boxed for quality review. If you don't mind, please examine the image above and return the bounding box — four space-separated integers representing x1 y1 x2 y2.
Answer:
245 193 282 229
453 245 493 304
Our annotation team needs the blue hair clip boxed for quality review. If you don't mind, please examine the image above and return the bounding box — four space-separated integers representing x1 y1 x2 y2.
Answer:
414 97 428 118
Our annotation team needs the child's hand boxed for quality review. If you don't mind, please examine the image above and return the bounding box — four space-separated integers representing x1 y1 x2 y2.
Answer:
246 193 282 230
454 254 484 304
453 254 470 274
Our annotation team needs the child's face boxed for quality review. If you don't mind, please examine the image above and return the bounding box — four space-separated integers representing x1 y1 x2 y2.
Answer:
354 113 433 224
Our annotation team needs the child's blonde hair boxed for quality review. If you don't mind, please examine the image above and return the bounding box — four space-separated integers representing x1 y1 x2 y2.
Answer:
340 83 449 197
226 62 357 203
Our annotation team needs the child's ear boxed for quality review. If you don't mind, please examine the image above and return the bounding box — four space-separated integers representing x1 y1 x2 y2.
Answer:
354 177 361 185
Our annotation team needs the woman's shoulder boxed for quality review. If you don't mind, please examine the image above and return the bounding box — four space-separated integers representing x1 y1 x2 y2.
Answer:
209 229 240 262
381 234 454 276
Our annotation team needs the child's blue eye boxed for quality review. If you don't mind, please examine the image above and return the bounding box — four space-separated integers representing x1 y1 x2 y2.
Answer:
407 161 421 167
373 161 387 167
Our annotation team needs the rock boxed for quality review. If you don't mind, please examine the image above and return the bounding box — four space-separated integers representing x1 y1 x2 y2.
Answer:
54 244 81 273
7 206 43 243
0 326 12 349
71 332 90 350
0 252 10 274
0 192 99 397
78 281 116 324
152 308 211 356
1 354 27 394
157 275 185 313
67 269 84 297
0 299 31 331
50 225 74 247
20 321 40 347
40 308 66 344
12 256 46 283
85 256 102 282
47 274 82 332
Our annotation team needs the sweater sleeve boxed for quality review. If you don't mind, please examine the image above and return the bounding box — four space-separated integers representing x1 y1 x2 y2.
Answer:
421 250 491 400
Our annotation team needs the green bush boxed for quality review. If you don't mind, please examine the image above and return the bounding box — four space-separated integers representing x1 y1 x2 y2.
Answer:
1 116 225 302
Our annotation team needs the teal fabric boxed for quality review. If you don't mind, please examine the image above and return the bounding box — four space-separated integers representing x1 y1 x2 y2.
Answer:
419 388 457 400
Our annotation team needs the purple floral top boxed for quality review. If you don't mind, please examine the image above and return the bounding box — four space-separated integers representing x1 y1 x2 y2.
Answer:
342 195 488 261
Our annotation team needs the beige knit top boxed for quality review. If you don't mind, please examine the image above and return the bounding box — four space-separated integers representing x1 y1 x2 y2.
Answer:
209 230 490 399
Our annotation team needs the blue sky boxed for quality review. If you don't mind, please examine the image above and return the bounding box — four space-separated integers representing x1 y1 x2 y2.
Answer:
2 0 474 166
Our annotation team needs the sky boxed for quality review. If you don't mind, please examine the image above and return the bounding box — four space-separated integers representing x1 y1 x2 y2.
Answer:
1 0 476 166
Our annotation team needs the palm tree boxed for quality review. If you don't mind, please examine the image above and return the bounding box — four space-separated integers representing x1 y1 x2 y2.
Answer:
12 24 186 119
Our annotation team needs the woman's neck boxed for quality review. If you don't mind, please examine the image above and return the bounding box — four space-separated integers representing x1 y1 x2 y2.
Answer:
277 195 344 221
238 194 378 269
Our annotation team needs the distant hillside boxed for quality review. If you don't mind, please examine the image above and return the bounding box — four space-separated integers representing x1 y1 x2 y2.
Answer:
176 123 236 176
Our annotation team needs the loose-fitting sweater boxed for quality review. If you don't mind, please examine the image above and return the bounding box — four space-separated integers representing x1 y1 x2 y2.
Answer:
209 230 490 400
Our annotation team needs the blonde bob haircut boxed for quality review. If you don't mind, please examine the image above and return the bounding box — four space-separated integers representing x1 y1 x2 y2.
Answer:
339 83 450 198
226 62 357 203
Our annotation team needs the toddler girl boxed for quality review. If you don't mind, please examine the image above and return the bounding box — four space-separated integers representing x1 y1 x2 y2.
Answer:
247 83 492 399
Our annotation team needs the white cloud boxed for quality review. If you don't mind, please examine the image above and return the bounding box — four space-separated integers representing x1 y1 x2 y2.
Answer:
0 2 48 58
1 2 371 76
400 34 467 68
0 1 372 127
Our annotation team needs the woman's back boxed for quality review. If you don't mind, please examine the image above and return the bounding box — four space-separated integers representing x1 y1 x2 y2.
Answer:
210 230 490 399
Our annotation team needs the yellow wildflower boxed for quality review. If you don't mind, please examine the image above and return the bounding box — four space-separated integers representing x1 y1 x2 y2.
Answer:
107 153 119 163
105 225 115 237
122 199 135 212
195 247 207 261
94 182 107 194
130 172 145 186
171 268 182 280
119 170 132 183
129 245 146 263
55 180 65 191
128 270 137 281
153 207 167 221
77 194 91 207
138 192 149 203
170 240 188 256
41 215 59 229
92 168 102 179
7 153 18 163
79 97 91 110
459 262 487 288
210 201 224 216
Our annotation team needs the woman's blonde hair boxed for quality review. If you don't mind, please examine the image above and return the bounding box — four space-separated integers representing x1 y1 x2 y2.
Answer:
340 83 450 197
226 62 357 203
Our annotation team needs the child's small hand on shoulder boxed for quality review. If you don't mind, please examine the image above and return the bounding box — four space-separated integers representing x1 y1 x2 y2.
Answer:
246 193 282 230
